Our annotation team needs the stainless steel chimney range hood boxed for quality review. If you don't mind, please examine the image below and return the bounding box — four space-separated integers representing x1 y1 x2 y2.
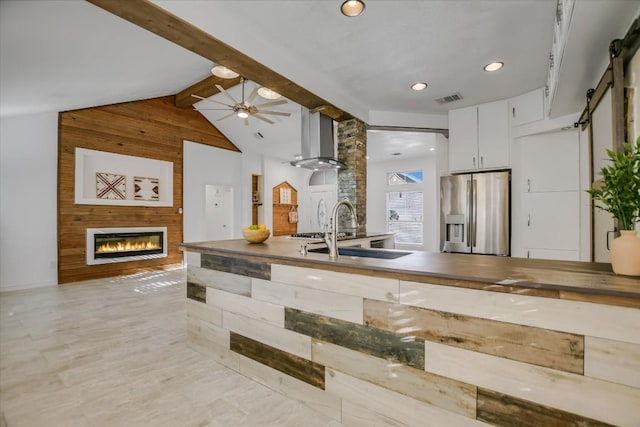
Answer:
290 108 345 170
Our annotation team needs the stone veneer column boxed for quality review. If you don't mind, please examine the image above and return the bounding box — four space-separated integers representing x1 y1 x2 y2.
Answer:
337 118 367 234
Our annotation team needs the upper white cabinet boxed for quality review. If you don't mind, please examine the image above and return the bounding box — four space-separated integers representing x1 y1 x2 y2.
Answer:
510 89 544 127
448 106 477 171
448 100 509 172
478 100 510 168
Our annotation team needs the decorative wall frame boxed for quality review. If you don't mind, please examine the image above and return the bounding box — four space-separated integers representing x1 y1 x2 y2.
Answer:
75 148 173 206
134 176 160 201
96 172 127 200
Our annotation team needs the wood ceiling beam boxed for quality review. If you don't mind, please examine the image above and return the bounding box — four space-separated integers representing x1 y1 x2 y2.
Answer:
86 0 353 121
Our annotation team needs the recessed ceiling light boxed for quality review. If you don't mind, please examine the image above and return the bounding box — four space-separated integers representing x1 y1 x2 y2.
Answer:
429 147 435 151
483 61 504 72
211 65 239 79
411 82 428 91
257 87 281 100
341 0 365 17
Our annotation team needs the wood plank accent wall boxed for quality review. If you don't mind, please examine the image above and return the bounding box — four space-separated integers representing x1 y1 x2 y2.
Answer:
58 96 240 284
186 257 640 426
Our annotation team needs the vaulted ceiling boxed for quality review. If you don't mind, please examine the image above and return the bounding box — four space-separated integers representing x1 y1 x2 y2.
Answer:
1 0 638 161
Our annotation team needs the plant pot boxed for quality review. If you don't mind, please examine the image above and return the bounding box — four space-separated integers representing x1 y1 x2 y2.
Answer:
611 230 640 276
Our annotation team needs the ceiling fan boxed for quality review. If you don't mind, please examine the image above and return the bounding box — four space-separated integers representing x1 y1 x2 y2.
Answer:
192 77 291 125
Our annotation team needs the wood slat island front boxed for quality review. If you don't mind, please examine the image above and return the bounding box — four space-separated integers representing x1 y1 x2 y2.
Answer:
180 237 640 426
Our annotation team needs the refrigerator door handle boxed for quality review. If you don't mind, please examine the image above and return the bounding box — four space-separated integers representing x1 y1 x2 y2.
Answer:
466 179 471 247
472 179 478 247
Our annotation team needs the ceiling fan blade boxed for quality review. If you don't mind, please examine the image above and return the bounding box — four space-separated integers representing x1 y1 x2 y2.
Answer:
215 84 240 105
216 111 237 121
244 117 250 126
246 86 260 104
191 94 234 108
252 114 275 125
256 110 291 116
193 108 232 111
253 99 288 108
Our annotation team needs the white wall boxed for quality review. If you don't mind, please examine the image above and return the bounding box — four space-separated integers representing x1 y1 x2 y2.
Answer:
183 141 244 243
0 112 313 291
434 133 449 251
0 112 59 291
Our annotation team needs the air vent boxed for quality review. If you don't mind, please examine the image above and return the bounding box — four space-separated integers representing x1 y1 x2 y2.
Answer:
435 93 464 104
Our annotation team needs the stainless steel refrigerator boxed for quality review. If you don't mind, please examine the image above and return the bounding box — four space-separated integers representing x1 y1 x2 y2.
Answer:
440 170 510 256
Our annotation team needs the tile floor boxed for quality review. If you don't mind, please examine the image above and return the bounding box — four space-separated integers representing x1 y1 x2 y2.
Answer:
0 268 341 427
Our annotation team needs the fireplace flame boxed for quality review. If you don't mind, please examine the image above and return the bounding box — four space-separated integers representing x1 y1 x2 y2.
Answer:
96 240 161 254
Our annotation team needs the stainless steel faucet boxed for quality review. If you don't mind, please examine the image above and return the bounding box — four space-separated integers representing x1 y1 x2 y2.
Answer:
322 199 358 259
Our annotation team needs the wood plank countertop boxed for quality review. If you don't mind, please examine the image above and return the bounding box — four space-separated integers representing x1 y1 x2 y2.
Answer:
179 237 640 308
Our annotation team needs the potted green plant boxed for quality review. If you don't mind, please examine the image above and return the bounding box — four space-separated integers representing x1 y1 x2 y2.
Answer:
587 137 640 275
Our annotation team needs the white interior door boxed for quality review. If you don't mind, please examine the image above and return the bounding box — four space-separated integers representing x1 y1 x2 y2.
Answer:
205 184 233 240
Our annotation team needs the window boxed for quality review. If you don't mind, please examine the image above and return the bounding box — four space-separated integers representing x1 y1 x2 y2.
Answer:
387 171 423 185
387 190 423 245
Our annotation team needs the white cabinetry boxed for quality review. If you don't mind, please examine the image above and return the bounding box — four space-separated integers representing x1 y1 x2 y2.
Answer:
523 192 580 252
521 132 579 192
448 100 509 172
510 89 544 127
448 106 478 171
519 130 581 261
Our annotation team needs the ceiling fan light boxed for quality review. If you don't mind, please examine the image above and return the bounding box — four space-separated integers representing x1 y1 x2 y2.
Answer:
483 61 504 72
211 65 239 79
257 87 282 100
341 0 365 17
237 110 249 119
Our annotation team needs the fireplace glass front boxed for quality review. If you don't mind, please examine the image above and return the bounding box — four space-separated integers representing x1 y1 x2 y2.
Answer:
94 231 164 259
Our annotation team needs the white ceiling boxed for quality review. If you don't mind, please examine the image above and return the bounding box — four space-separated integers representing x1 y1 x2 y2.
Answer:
1 0 638 161
156 0 558 120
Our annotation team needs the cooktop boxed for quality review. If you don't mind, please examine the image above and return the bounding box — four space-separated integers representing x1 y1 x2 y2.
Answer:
289 232 350 240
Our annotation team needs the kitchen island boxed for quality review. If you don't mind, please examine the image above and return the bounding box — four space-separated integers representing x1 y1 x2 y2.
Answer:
180 237 640 426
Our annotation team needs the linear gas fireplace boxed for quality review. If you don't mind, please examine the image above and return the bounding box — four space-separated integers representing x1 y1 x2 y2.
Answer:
86 227 167 265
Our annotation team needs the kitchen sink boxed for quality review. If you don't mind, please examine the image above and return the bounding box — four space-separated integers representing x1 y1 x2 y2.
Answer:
308 246 412 259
